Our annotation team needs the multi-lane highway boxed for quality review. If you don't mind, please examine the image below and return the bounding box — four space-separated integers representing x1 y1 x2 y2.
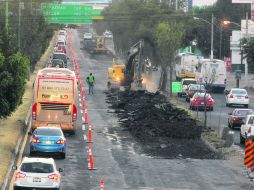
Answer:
7 28 254 190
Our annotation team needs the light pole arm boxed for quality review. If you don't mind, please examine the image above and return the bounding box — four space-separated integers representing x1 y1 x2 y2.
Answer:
193 17 212 25
229 21 241 28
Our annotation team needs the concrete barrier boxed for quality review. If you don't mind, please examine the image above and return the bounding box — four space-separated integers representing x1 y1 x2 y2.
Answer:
218 125 234 147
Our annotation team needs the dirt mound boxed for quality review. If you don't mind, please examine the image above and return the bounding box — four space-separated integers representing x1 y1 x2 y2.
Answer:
106 90 221 159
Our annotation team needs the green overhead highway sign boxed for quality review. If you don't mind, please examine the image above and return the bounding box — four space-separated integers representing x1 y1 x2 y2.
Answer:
41 3 103 24
41 4 93 12
172 82 182 93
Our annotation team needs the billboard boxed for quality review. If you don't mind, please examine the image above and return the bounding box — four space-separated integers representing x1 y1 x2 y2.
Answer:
232 0 251 3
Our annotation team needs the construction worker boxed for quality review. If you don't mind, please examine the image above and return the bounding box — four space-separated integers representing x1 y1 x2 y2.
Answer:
86 73 95 95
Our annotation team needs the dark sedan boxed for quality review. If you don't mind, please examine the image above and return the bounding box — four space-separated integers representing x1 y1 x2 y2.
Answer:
48 59 65 68
228 109 253 129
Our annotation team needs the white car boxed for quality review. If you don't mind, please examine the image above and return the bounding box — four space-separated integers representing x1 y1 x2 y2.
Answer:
83 32 93 40
103 31 113 38
178 78 197 97
240 114 254 144
226 88 249 108
59 30 67 36
13 157 63 190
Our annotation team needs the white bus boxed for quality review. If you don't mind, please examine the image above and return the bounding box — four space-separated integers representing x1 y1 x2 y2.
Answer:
175 53 200 80
196 59 227 93
32 68 78 134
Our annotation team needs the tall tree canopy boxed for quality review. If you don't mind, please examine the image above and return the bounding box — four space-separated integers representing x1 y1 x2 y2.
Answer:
0 0 57 118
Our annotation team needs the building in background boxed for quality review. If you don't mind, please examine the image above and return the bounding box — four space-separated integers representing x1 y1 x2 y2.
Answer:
230 20 254 73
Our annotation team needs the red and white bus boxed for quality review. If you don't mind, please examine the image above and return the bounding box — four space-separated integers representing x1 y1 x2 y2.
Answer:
32 68 78 134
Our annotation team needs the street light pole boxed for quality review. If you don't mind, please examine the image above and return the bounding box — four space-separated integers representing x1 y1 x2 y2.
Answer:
245 12 248 78
194 15 214 60
18 0 21 51
219 27 222 59
5 0 8 34
211 14 214 60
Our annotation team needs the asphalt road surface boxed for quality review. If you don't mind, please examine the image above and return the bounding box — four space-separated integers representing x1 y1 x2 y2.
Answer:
7 28 254 190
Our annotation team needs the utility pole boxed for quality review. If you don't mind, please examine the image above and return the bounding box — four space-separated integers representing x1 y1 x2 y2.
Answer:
175 0 178 10
5 0 8 33
245 12 248 78
219 27 222 59
211 14 214 60
204 80 207 128
18 1 21 51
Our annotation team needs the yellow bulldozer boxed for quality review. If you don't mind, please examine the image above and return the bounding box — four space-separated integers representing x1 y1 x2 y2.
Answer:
107 58 125 89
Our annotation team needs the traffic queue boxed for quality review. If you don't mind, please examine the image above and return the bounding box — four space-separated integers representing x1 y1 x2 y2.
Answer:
178 75 252 147
13 29 73 190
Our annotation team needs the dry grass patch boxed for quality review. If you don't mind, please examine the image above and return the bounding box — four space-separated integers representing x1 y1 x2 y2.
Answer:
0 36 55 186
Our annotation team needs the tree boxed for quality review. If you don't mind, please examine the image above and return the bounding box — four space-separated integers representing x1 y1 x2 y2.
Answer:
102 0 173 60
0 52 29 118
155 21 185 95
184 0 249 59
242 37 254 72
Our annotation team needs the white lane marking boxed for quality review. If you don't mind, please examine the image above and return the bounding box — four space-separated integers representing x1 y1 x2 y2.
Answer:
80 110 83 114
79 103 82 107
79 93 81 97
82 124 86 131
79 98 81 102
82 117 85 122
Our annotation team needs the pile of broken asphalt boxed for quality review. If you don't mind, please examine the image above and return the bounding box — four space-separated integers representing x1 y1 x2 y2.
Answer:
106 90 222 159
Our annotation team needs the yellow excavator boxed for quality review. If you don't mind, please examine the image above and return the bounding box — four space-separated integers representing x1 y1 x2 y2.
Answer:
107 39 147 90
107 58 126 89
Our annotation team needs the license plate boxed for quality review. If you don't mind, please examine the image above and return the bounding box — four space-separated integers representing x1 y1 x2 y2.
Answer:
237 97 242 99
200 102 204 105
33 177 41 182
45 141 51 145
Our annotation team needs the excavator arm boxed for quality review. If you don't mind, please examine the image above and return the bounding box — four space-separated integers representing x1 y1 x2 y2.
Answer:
124 40 144 88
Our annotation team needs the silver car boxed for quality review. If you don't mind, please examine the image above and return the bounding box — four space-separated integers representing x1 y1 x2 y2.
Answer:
13 157 62 190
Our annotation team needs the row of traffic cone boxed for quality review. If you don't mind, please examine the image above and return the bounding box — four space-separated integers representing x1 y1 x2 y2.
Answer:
68 29 104 189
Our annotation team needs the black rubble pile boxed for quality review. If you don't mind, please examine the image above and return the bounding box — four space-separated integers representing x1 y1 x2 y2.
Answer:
106 90 203 140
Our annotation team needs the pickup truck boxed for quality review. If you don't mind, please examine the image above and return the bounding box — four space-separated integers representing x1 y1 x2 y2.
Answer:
240 114 254 144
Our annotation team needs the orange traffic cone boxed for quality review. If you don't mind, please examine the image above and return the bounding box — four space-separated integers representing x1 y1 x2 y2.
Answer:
87 124 93 143
88 146 96 170
100 178 104 190
84 108 88 124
